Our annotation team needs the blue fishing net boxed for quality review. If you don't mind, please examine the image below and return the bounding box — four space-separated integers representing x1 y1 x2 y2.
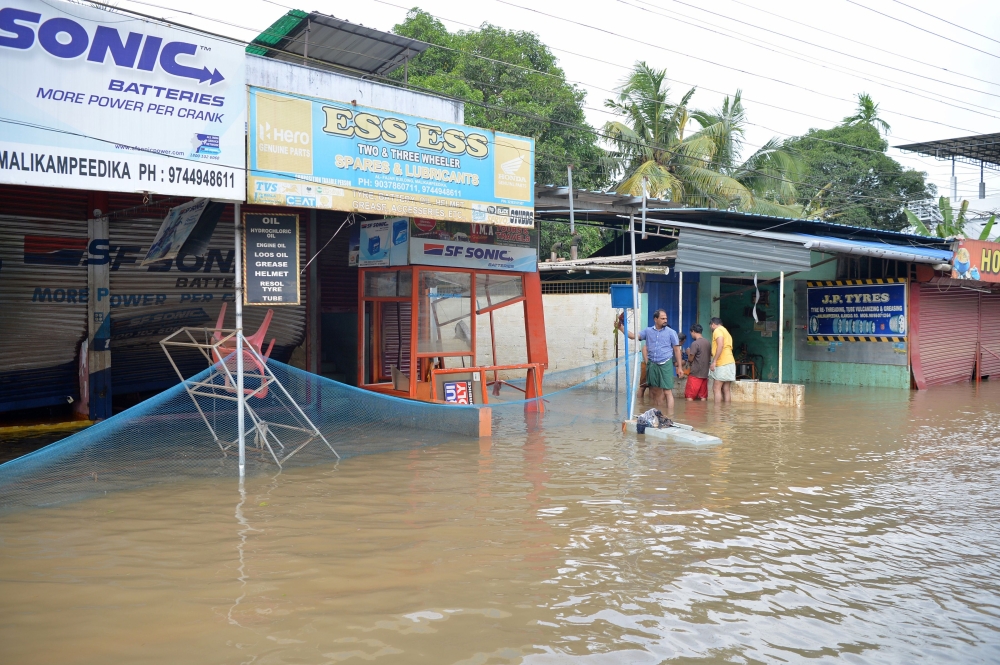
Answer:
0 354 639 513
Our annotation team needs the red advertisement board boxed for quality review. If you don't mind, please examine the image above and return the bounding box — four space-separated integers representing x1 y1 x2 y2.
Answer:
952 239 1000 283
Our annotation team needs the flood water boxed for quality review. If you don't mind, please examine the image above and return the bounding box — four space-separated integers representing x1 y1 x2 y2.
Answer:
2 382 999 664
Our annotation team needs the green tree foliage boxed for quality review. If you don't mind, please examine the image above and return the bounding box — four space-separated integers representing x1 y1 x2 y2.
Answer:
786 122 934 230
603 63 802 216
391 9 607 189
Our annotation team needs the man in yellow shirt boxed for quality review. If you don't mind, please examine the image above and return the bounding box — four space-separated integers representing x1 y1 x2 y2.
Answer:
708 317 736 402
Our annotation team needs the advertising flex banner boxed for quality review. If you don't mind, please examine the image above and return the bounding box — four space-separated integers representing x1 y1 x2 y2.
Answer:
952 239 1000 283
0 0 246 199
806 279 907 341
247 87 535 227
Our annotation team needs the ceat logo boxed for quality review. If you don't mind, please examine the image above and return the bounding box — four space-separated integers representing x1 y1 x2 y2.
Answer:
0 7 225 84
423 243 444 255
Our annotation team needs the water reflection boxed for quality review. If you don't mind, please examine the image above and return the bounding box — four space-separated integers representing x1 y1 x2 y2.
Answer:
0 383 998 663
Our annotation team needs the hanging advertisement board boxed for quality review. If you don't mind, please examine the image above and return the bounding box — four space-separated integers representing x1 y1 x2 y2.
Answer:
806 280 907 341
243 213 300 305
359 217 409 267
952 239 1000 283
246 87 534 226
0 0 246 199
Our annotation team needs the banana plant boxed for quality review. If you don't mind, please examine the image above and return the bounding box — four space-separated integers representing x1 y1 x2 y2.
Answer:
905 197 995 240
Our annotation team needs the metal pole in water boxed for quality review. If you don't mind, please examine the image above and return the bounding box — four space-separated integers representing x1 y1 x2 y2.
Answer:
778 270 784 385
629 212 640 420
234 203 246 478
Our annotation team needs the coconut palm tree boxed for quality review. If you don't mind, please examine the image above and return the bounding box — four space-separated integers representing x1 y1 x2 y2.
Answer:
843 92 891 135
603 64 803 216
691 91 803 216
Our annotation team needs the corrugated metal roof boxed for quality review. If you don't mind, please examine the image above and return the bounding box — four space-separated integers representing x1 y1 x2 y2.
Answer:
674 228 813 273
248 11 429 77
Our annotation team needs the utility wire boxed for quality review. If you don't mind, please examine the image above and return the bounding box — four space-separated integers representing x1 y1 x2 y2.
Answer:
843 0 1000 60
628 0 1000 108
494 0 986 135
74 0 956 208
724 0 1000 89
887 0 1000 47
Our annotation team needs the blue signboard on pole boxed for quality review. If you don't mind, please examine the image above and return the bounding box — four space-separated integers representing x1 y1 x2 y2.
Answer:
806 280 907 341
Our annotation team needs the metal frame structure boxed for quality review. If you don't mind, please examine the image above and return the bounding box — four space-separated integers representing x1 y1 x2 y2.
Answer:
160 326 338 469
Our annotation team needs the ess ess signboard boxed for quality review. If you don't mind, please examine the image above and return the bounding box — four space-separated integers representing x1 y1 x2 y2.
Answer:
247 87 534 227
0 0 246 198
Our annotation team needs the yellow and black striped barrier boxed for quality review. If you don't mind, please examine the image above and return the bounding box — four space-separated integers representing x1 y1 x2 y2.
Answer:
806 278 906 287
808 336 906 343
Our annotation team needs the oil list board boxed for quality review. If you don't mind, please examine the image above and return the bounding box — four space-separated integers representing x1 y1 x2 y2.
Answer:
243 213 299 306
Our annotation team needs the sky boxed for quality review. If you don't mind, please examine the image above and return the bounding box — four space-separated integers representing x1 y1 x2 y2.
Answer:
111 0 1000 215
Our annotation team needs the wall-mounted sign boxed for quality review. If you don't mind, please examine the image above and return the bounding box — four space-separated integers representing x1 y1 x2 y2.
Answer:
359 217 409 267
952 239 1000 283
243 213 299 306
0 0 246 198
806 280 906 341
408 217 537 272
246 87 534 226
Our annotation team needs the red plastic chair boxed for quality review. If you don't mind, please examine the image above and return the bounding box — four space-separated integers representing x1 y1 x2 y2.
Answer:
211 303 276 397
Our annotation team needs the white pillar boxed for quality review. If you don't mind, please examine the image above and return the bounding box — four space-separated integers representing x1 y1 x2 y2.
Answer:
567 165 575 235
678 271 683 336
234 203 246 477
778 270 785 385
629 212 640 419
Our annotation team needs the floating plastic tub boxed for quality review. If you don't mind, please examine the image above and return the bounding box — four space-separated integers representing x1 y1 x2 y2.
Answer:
623 420 722 445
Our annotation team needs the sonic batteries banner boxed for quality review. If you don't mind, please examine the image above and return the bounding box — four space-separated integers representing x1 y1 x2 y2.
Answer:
247 87 535 227
0 0 246 198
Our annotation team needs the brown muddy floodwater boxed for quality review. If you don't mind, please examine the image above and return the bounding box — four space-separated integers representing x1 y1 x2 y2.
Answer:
1 382 999 664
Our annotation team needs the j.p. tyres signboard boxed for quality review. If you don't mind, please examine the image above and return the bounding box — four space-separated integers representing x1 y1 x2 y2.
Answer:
952 239 1000 283
246 87 534 227
243 213 299 306
0 0 246 198
806 279 907 342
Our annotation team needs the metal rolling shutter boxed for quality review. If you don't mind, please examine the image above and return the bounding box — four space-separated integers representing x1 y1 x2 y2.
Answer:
0 215 88 411
979 292 1000 378
108 216 307 394
380 302 412 379
916 284 980 386
318 212 358 313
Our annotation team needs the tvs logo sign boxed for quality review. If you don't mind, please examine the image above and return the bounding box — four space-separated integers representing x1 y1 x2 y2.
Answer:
0 7 225 85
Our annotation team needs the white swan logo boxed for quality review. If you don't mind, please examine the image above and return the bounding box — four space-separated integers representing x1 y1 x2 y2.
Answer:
500 155 525 175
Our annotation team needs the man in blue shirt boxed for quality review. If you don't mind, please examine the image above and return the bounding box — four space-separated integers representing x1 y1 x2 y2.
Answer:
618 309 683 411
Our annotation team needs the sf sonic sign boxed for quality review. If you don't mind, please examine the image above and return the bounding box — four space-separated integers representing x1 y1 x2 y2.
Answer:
0 0 246 198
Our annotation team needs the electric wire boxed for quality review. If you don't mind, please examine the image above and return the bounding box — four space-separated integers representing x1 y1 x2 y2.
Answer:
19 1 972 212
843 0 1000 60
886 0 1000 47
724 0 1000 89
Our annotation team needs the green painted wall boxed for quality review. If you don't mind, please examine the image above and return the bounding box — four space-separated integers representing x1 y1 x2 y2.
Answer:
793 361 910 388
694 252 912 389
719 281 780 381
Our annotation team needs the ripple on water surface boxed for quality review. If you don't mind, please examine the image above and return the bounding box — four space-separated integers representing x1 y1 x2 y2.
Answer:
1 383 999 663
